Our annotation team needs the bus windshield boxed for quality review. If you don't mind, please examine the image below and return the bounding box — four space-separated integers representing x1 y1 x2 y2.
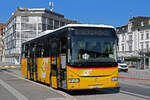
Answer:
70 28 117 64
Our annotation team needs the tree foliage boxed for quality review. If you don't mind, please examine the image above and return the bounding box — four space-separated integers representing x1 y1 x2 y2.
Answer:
146 52 150 57
124 57 138 61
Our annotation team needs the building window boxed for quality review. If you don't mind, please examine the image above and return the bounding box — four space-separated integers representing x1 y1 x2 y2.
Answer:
54 20 59 29
146 43 149 49
122 35 125 42
38 23 42 30
141 33 144 40
129 35 132 40
21 23 36 30
121 44 124 52
42 17 46 24
47 25 53 30
42 24 46 31
146 42 149 50
60 22 65 27
48 19 53 25
129 45 132 52
21 16 29 22
146 31 149 39
140 42 144 50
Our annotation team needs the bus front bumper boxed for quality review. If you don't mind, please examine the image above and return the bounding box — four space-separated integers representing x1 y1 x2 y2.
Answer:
67 76 118 90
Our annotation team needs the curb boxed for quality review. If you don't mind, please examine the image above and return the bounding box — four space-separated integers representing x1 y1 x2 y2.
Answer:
0 66 21 69
119 76 150 82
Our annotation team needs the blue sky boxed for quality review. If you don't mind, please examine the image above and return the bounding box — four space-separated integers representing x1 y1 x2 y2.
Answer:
0 0 150 27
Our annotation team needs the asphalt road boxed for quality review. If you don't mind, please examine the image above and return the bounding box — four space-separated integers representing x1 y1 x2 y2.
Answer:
119 82 150 98
0 69 68 100
0 69 150 100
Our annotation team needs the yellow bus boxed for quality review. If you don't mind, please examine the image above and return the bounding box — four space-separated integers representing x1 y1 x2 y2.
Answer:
21 24 118 90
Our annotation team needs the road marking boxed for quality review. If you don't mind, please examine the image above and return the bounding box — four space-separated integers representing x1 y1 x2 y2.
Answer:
4 71 77 100
120 90 150 99
0 79 29 100
47 97 69 100
119 76 150 81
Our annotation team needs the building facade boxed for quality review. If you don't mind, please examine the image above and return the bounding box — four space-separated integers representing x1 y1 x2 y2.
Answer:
4 7 79 64
0 23 5 62
0 23 5 35
116 16 150 69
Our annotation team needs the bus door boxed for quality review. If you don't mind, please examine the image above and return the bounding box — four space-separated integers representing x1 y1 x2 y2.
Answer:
60 37 67 89
27 44 36 80
27 45 31 79
50 39 60 88
32 45 37 81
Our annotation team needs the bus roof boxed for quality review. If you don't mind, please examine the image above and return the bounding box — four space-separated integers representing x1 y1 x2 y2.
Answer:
23 24 114 44
65 24 114 28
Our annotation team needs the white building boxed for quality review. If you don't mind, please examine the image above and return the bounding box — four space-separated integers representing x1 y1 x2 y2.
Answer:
116 16 150 69
4 7 79 64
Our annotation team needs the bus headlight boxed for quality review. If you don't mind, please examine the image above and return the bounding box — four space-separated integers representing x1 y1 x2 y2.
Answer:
69 78 80 83
112 77 118 81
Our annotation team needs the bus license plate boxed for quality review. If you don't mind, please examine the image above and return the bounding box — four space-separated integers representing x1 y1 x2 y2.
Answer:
93 85 99 88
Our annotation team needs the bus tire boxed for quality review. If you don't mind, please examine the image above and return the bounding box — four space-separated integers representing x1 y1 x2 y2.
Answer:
50 74 53 88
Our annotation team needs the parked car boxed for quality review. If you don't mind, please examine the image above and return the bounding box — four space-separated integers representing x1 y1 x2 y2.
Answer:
117 60 128 72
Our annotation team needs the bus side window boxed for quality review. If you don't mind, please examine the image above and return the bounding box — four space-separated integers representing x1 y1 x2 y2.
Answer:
60 37 67 69
27 45 30 58
43 39 50 57
25 45 28 58
36 43 42 57
51 40 57 57
61 38 67 53
21 45 25 58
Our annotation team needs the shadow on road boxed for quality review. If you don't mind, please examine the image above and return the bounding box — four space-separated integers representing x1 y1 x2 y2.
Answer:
0 69 12 72
60 87 120 96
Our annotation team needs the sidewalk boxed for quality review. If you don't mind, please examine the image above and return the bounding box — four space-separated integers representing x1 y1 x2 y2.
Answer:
119 68 150 81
